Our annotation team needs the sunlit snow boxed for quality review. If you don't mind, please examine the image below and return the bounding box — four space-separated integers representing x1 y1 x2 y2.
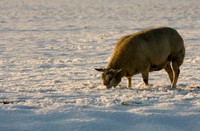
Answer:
0 0 200 131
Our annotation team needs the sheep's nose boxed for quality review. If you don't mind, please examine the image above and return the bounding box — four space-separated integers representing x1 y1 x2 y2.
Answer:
106 85 112 89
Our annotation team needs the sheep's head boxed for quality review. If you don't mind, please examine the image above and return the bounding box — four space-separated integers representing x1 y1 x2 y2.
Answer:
95 68 122 89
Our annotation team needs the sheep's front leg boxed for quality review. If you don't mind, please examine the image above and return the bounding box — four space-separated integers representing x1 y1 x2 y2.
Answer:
127 77 132 87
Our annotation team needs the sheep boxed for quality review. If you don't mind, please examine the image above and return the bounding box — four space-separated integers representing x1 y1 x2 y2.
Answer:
95 27 185 89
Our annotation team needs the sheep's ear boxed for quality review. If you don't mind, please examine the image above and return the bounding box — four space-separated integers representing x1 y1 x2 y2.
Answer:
95 68 106 72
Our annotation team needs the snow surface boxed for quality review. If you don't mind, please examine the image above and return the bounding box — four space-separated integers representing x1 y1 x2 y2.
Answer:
0 0 200 131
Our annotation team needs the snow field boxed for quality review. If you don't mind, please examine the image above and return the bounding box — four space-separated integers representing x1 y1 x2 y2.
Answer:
0 0 200 131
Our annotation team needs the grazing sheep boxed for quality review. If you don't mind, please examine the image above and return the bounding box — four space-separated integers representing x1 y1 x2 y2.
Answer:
95 27 185 89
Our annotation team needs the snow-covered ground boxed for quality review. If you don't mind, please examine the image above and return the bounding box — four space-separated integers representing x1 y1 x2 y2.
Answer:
0 0 200 130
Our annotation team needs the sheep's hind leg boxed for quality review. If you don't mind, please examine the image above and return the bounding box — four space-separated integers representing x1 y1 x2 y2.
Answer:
142 72 149 86
164 63 173 87
171 62 180 88
171 57 183 88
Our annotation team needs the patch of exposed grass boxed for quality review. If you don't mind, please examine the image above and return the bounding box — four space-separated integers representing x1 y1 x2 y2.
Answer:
0 100 14 104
